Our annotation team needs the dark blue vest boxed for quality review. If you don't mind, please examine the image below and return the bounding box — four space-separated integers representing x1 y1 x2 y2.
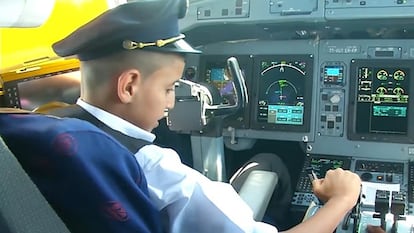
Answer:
0 113 163 233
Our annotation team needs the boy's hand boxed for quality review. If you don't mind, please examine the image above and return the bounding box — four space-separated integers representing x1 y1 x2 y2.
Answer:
312 168 361 211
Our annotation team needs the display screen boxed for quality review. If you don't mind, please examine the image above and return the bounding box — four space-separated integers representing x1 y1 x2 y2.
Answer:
348 59 414 143
205 66 237 105
308 157 347 178
252 55 313 132
199 55 252 129
296 155 351 192
323 65 344 85
17 70 81 111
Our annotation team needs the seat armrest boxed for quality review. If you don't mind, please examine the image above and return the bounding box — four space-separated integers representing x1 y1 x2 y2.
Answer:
238 170 279 221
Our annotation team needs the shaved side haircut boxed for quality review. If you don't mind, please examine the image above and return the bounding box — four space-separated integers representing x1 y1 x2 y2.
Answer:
80 50 184 93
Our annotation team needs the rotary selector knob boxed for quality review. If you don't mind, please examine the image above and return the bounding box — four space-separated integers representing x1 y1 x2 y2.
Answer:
330 94 341 104
360 172 373 181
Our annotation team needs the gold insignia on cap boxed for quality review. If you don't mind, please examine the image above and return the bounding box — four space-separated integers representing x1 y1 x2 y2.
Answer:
122 34 185 50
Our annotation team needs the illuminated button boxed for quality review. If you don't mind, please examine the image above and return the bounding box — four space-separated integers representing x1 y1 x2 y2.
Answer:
377 175 384 181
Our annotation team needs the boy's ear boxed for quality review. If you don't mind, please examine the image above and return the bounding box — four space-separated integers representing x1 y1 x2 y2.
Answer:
117 69 141 103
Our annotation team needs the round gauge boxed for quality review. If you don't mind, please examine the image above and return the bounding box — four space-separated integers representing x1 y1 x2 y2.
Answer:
265 79 298 105
376 70 388 80
259 61 307 108
393 87 405 95
376 86 387 95
393 70 405 81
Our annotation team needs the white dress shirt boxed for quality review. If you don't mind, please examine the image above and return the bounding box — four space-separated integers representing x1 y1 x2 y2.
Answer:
77 99 278 233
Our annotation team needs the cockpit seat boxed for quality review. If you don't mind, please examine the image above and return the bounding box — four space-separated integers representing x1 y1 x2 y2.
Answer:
0 111 162 233
0 135 71 233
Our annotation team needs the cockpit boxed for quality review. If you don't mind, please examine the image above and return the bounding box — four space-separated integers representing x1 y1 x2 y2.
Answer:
3 0 414 232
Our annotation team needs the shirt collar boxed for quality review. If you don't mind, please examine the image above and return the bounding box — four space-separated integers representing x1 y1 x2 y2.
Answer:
76 99 156 142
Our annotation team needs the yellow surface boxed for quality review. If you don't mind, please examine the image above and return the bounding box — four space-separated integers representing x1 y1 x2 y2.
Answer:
0 0 110 70
1 58 80 83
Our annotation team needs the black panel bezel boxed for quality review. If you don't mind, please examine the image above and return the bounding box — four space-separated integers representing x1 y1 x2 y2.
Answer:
250 54 314 132
348 59 414 144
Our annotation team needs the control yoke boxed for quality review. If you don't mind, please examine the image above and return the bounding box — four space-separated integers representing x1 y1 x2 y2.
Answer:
167 57 248 131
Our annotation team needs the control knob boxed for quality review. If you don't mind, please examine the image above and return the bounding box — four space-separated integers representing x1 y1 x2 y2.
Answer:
360 172 373 181
330 94 341 104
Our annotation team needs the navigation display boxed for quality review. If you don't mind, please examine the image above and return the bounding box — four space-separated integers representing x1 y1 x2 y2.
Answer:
252 55 314 132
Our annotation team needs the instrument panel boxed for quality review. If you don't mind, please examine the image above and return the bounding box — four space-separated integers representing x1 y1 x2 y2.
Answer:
291 154 414 233
291 154 351 208
3 1 414 232
181 1 414 231
184 39 414 232
155 1 414 231
184 39 414 161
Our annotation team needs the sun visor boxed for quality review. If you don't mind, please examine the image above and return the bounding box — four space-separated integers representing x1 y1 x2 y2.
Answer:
0 0 55 28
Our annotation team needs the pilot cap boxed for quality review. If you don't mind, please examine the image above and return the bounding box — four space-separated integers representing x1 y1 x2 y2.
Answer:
52 0 200 61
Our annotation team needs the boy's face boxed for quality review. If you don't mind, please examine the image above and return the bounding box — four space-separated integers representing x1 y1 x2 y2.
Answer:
132 54 185 132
